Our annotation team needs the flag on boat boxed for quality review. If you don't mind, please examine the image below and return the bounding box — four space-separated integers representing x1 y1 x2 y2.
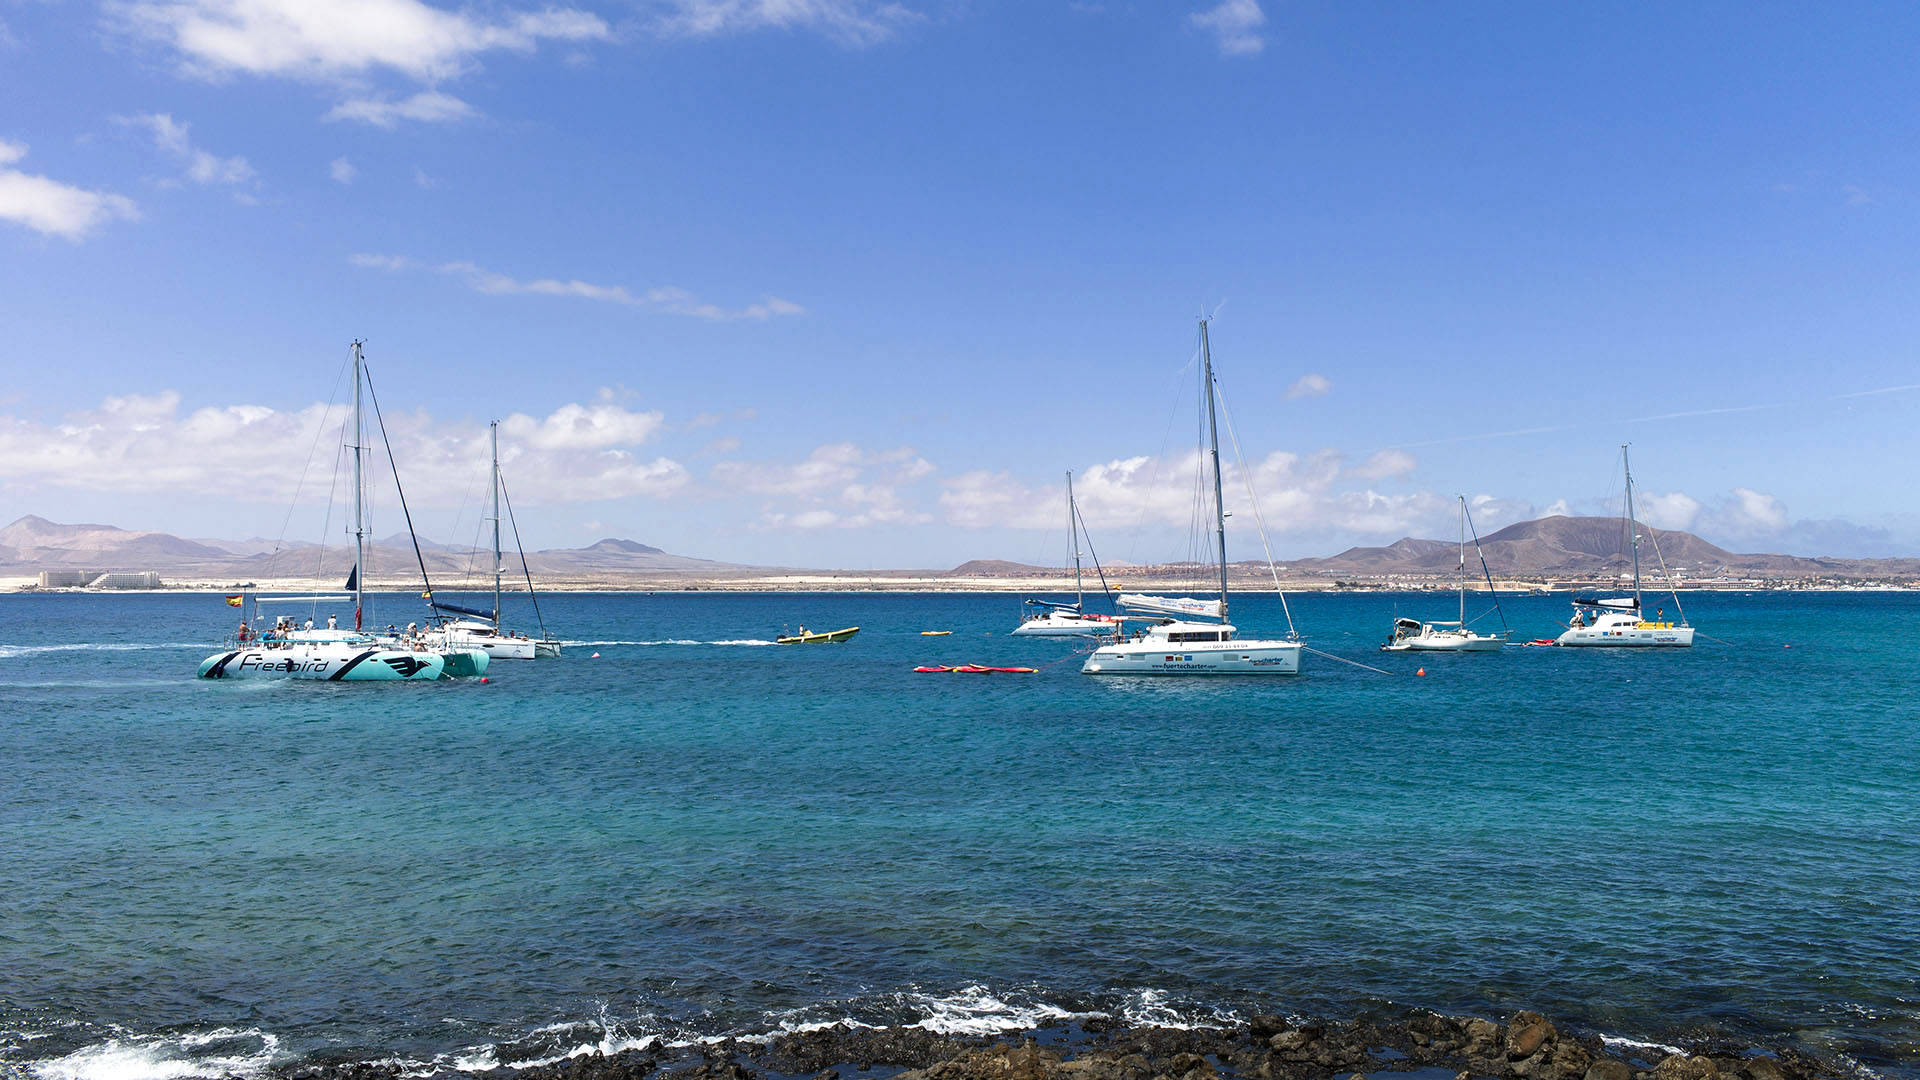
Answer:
225 594 243 607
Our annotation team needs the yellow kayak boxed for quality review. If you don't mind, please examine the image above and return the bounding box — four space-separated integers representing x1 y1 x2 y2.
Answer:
920 630 952 636
776 626 860 644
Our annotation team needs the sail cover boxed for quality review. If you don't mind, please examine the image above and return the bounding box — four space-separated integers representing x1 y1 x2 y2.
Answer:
434 601 496 621
1023 599 1082 612
1572 591 1638 610
1118 594 1222 620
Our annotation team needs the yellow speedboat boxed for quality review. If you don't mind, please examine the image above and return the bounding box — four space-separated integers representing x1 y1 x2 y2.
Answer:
776 626 860 644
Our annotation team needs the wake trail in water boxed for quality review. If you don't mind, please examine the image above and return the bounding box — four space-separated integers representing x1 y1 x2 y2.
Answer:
564 639 777 648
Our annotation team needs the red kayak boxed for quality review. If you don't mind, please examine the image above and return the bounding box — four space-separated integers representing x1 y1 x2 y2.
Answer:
914 665 1038 674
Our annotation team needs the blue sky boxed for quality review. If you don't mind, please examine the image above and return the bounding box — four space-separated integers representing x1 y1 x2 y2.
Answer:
3 1 1919 567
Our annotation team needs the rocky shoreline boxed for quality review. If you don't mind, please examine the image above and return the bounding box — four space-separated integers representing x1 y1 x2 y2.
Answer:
271 1011 1844 1080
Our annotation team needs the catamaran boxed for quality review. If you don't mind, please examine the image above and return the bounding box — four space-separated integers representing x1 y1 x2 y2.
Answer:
1383 495 1508 652
198 342 489 681
1082 319 1303 676
424 421 562 659
1555 445 1695 648
1013 470 1118 637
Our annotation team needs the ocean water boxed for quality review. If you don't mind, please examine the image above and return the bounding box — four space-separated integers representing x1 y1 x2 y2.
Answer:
2 591 1916 1080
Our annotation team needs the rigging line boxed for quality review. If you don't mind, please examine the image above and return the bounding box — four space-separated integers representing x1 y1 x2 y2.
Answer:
360 362 438 610
1461 499 1508 632
311 436 345 589
497 472 548 642
1640 516 1688 626
1127 346 1199 567
1072 500 1116 606
264 354 352 581
1213 375 1298 639
1302 646 1392 676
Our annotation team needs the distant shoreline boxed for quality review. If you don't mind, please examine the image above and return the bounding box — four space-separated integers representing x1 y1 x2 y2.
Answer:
5 579 1917 596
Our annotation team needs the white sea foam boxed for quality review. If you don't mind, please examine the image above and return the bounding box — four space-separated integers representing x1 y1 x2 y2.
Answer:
1113 989 1237 1031
563 639 776 647
900 985 1093 1035
30 1028 280 1080
0 642 203 659
1599 1034 1686 1058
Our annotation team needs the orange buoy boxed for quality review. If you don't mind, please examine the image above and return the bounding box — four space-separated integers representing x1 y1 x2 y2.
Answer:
1416 667 1426 676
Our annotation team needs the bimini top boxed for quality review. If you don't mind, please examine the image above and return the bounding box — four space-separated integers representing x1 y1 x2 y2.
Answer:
1119 594 1222 620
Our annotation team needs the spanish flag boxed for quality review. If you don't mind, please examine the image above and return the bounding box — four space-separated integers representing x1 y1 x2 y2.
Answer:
225 595 244 607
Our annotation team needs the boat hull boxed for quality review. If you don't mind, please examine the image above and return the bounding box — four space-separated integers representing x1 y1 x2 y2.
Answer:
777 627 860 644
1556 625 1695 647
198 644 450 681
1011 615 1117 637
1384 633 1505 652
1083 638 1301 675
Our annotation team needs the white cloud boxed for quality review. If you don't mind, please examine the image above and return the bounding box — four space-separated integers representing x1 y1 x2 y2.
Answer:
120 0 609 83
1723 487 1788 532
0 140 140 240
942 448 1450 540
119 112 255 185
1285 372 1330 399
329 156 356 184
1634 490 1702 531
0 388 687 504
716 442 934 529
1190 0 1265 57
413 167 436 188
351 252 806 322
656 0 920 46
324 90 477 127
1351 448 1414 480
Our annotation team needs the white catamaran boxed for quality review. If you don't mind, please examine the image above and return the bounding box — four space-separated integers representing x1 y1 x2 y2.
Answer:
1383 495 1509 652
1013 470 1118 637
1556 445 1696 648
198 342 489 681
426 421 562 660
1082 319 1303 676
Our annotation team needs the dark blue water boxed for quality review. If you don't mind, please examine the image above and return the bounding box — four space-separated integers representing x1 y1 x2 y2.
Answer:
2 591 1916 1079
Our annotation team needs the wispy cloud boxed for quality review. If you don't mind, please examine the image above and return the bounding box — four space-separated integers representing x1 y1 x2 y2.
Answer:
118 0 609 83
1190 0 1265 57
324 90 478 127
118 113 255 185
654 0 921 46
351 253 806 322
716 442 934 529
1285 372 1330 400
0 139 140 240
329 156 356 184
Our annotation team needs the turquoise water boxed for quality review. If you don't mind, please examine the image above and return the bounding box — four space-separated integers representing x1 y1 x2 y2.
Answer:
2 591 1916 1079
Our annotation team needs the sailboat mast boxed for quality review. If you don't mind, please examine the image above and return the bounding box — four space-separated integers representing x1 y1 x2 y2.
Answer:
1066 470 1083 609
491 420 503 627
1200 319 1230 619
1623 443 1642 611
1458 495 1467 627
351 341 366 630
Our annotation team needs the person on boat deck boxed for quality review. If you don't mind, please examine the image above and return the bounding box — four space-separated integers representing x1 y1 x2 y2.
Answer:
305 618 314 630
237 621 250 642
327 614 337 630
798 626 807 636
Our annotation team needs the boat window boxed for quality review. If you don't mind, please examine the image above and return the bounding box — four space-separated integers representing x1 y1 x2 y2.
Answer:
1168 631 1222 643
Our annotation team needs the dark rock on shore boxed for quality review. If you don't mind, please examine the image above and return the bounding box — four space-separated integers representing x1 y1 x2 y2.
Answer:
265 1010 1846 1080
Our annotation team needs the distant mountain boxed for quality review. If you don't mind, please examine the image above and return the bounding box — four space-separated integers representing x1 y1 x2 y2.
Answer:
951 559 1049 576
1288 516 1920 579
0 515 234 566
0 516 744 580
575 538 666 555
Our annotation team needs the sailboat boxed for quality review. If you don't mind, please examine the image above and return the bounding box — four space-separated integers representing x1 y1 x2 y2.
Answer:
1082 319 1303 676
426 421 562 659
198 342 490 681
1383 496 1508 652
1555 445 1696 647
1012 471 1118 637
